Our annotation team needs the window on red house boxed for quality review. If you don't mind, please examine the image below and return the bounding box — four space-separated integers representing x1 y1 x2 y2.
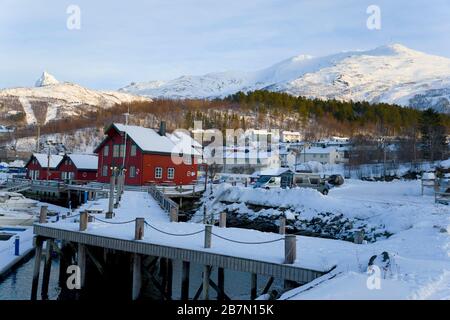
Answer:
168 168 175 180
155 167 163 179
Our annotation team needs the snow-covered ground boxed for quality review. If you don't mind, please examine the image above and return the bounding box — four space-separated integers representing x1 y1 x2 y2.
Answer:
196 178 450 299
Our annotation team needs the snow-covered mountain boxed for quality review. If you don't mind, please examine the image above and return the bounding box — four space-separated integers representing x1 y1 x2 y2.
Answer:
0 72 150 125
120 44 450 113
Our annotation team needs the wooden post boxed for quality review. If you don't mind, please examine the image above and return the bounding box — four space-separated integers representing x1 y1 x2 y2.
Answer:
79 211 88 231
219 212 227 228
77 244 86 290
107 175 115 216
202 266 211 300
41 239 53 300
59 241 69 287
251 273 257 300
204 225 212 248
134 218 145 240
181 261 190 300
284 234 296 264
166 259 173 299
170 207 178 223
218 267 225 300
131 254 142 300
279 216 286 235
31 237 44 300
39 206 48 223
203 206 207 224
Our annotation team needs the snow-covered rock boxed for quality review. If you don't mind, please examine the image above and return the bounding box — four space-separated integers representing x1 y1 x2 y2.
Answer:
35 71 59 87
121 44 450 113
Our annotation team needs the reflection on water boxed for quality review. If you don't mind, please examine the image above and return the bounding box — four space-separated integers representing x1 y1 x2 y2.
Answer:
0 257 282 300
0 257 60 300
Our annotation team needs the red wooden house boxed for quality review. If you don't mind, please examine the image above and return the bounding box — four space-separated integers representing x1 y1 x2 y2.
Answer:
56 154 98 182
94 123 200 186
25 153 63 180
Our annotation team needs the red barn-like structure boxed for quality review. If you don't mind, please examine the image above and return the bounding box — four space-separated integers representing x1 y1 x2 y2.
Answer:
57 154 98 182
94 123 200 186
25 153 63 180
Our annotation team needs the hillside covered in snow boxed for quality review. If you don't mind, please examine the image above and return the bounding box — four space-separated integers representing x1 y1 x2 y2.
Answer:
120 44 450 113
0 72 150 125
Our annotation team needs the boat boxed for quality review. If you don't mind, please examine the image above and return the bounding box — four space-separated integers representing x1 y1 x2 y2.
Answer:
0 192 38 210
0 210 36 226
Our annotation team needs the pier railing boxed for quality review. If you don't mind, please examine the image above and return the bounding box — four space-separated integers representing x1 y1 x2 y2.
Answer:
148 184 180 222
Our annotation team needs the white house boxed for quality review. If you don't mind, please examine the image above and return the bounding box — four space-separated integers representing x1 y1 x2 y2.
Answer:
281 131 302 143
298 146 343 165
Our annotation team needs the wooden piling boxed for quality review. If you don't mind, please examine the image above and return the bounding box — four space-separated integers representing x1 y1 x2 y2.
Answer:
31 237 44 300
251 273 257 300
279 216 286 235
166 259 173 299
39 206 48 224
202 265 211 300
219 212 227 228
134 218 145 240
79 211 88 231
41 239 54 300
170 207 178 223
204 225 212 248
131 254 142 300
218 267 225 300
77 244 87 290
107 175 115 216
284 235 296 264
181 261 190 300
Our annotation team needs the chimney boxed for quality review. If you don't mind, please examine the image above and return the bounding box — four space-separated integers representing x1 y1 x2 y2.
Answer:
159 121 166 136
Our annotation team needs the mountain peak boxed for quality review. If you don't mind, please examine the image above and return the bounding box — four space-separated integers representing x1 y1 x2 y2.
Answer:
35 71 59 87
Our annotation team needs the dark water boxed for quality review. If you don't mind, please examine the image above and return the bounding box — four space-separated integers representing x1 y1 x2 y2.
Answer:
0 257 60 300
0 257 282 300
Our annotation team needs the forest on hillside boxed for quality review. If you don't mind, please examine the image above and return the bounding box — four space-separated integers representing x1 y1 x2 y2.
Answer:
1 90 449 161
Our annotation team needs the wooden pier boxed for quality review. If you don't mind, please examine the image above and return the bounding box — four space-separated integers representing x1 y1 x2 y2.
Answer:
32 221 326 300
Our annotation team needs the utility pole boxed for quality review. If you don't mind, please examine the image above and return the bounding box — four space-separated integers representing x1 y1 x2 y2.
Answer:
36 124 41 153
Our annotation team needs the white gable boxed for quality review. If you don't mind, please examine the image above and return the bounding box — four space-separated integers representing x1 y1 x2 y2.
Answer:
33 153 63 168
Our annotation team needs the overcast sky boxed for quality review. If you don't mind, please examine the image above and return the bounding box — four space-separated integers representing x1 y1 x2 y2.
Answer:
1 0 450 90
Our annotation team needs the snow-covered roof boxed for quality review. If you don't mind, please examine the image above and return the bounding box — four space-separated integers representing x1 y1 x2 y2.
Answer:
110 124 199 155
259 167 292 176
32 153 63 168
67 154 98 170
303 147 337 154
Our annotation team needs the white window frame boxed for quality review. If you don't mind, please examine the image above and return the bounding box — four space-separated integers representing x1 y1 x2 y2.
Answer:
130 144 137 157
129 166 136 178
167 168 175 180
102 165 108 177
103 145 109 156
155 167 163 179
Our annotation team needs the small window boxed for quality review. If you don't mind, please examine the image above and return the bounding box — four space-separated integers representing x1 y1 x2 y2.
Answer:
130 144 137 157
129 166 136 178
167 168 175 180
155 167 163 179
120 145 126 157
103 145 109 156
113 145 120 158
102 165 108 177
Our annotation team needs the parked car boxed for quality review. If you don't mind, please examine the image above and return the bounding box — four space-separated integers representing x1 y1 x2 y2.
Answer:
293 173 330 195
327 174 345 186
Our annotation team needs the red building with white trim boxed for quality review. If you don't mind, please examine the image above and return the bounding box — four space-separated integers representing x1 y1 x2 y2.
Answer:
94 123 200 186
56 154 98 182
25 153 63 180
